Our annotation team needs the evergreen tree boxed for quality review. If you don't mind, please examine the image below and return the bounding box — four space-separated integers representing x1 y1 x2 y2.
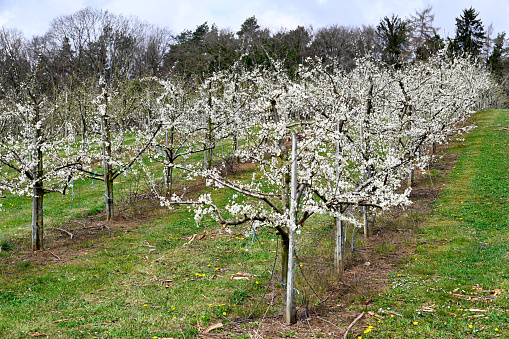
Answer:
452 7 485 57
377 15 409 67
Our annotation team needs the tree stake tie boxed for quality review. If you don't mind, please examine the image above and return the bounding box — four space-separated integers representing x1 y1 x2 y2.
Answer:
92 171 97 189
245 223 261 250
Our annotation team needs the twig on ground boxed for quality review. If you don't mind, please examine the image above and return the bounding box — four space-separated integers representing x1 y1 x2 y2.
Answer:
49 227 74 239
45 249 61 260
343 312 364 339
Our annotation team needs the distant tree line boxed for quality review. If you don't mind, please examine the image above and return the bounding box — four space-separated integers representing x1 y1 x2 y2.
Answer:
0 6 508 96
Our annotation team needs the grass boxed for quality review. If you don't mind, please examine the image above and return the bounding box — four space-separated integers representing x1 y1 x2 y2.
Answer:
0 204 278 338
360 109 509 338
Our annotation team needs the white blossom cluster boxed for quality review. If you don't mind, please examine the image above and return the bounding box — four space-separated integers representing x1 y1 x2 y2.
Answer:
0 49 496 246
151 51 494 232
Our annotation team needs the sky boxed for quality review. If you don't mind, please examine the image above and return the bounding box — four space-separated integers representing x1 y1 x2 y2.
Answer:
1 0 509 40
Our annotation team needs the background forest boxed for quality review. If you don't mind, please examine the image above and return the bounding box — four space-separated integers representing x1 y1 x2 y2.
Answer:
0 6 508 94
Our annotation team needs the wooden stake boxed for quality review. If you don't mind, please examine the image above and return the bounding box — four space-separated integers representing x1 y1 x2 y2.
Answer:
285 133 297 325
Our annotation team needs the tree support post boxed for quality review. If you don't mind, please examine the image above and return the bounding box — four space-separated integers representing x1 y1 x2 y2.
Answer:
285 133 297 325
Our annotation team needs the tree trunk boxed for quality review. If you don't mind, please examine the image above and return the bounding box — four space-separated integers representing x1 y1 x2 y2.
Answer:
164 130 175 196
164 164 173 197
32 106 44 251
408 168 415 187
281 232 289 286
104 173 114 221
363 206 370 238
32 166 44 251
80 106 88 153
233 132 239 163
204 86 214 170
334 209 344 274
100 83 114 221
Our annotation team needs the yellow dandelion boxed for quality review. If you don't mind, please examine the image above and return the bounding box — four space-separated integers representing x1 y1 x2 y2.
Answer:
223 312 226 316
468 324 473 328
390 314 394 318
413 321 419 325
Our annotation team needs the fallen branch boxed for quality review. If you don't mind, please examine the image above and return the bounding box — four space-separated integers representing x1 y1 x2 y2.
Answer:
49 227 74 239
72 220 87 227
343 312 364 339
204 322 223 333
183 234 196 246
45 249 61 260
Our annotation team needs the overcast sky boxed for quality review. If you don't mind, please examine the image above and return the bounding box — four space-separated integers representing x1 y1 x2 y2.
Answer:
1 0 508 40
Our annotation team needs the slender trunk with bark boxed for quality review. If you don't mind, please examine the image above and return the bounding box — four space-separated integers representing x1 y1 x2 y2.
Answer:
32 151 44 251
334 207 344 274
408 168 415 187
281 231 289 288
31 104 44 251
204 86 214 170
164 130 175 196
363 206 370 238
100 85 114 221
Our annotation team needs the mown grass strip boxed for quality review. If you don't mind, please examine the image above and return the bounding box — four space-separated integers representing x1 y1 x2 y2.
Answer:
362 109 509 338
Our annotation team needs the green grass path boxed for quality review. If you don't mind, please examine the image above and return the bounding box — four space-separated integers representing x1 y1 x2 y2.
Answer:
366 109 509 338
